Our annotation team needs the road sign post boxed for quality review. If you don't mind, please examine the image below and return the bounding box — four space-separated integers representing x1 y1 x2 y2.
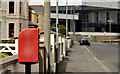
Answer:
107 20 113 43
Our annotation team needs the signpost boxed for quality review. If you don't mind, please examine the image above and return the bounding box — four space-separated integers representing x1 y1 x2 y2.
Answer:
104 31 106 41
88 34 92 41
108 20 113 43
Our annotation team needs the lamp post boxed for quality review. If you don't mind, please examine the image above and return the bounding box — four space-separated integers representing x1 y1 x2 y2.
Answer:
73 9 75 41
66 0 68 56
56 0 59 72
107 20 113 43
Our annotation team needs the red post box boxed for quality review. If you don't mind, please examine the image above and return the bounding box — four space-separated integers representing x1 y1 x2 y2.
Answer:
18 28 39 63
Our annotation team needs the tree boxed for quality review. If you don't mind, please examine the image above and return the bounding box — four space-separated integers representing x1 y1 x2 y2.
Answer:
51 23 67 35
59 24 66 35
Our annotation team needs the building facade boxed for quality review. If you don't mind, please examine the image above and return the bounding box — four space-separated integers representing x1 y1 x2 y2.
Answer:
50 4 120 33
0 0 29 40
29 5 44 31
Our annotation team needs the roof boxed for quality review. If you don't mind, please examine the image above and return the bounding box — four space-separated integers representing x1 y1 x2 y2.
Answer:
29 5 44 14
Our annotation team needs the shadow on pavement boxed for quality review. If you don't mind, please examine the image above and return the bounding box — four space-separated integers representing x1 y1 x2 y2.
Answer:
58 57 69 72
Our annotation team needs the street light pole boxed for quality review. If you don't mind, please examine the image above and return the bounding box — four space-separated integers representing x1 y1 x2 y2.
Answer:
56 0 60 72
73 9 75 41
66 0 68 56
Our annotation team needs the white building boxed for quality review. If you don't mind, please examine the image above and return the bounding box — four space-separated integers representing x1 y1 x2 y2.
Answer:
29 0 119 9
0 0 29 40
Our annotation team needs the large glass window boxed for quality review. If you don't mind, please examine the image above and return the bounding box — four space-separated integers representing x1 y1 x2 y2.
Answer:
9 23 14 38
9 1 14 14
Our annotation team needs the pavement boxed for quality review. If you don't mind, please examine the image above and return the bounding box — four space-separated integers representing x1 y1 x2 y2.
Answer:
58 43 119 74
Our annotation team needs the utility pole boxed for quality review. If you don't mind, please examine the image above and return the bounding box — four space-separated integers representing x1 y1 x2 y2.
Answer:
56 0 60 72
44 0 51 72
66 0 68 56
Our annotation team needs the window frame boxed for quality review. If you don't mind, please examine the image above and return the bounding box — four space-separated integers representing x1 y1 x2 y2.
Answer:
19 23 22 32
0 21 1 39
9 1 14 14
36 15 39 24
9 23 14 38
20 1 22 15
0 0 1 9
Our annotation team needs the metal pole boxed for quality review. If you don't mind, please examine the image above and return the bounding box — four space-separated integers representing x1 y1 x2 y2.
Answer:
108 20 113 43
56 0 60 72
70 7 72 32
109 22 111 43
44 0 51 72
66 0 68 56
73 9 75 42
25 63 31 74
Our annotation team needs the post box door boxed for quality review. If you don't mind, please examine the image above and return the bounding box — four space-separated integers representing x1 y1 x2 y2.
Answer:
18 28 39 63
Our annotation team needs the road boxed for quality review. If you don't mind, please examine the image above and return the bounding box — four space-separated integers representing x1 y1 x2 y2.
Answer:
58 43 118 73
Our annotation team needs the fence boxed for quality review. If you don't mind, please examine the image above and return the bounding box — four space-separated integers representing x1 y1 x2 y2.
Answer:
0 32 73 73
0 39 18 55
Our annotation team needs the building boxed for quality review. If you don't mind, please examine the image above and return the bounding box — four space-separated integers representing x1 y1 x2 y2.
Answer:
0 0 29 40
50 1 120 33
29 5 44 31
28 0 120 33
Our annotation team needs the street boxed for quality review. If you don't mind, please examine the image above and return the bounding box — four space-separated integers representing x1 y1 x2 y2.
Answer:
58 43 118 73
87 43 118 72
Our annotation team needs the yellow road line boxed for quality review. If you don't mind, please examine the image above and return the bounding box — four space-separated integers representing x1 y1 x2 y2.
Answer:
84 46 111 73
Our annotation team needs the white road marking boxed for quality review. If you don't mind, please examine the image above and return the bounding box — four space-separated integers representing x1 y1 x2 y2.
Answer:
84 46 111 73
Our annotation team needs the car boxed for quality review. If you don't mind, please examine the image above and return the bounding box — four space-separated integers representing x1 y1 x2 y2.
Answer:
79 37 90 46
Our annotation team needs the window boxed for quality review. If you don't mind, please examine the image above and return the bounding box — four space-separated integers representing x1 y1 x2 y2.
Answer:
29 10 31 21
20 2 22 15
36 15 39 24
96 12 98 23
0 0 1 9
19 23 22 32
9 1 14 14
9 23 14 38
106 12 109 21
0 22 1 39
